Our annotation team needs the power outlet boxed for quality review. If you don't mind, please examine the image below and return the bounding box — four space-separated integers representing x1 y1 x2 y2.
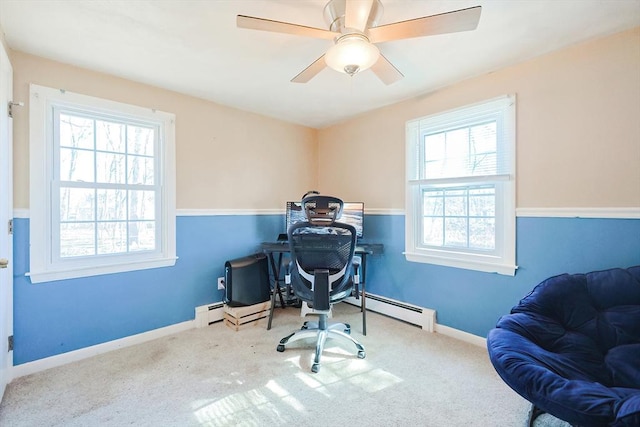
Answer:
217 277 225 290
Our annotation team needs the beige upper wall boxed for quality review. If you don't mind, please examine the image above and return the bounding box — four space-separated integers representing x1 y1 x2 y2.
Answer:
318 27 640 210
0 22 8 54
10 27 640 212
11 51 318 211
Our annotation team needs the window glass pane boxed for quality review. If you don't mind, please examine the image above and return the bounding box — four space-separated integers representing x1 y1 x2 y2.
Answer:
424 159 446 178
128 125 154 156
128 155 154 185
129 190 155 220
97 189 126 221
423 123 500 179
57 116 159 259
445 128 470 177
129 221 155 251
60 223 95 257
444 217 468 247
471 152 496 175
60 187 94 221
470 122 496 154
424 133 446 179
421 185 496 250
96 152 126 184
97 222 127 254
422 217 443 246
469 187 495 217
96 120 125 152
469 218 495 250
424 133 445 161
60 148 94 182
444 189 467 217
423 190 443 216
60 114 94 149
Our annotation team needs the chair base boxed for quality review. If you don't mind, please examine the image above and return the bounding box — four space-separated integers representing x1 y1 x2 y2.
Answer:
277 315 365 373
300 301 332 318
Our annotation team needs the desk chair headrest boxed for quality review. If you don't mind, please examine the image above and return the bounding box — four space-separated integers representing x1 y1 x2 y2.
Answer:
301 194 343 226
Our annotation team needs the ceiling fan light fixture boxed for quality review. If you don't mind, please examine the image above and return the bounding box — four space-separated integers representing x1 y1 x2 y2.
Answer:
324 34 380 76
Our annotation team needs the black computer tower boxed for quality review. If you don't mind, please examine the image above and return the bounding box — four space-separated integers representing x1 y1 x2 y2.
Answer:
224 253 270 307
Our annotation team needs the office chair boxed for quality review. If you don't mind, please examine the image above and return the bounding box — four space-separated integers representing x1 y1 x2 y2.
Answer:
276 194 365 373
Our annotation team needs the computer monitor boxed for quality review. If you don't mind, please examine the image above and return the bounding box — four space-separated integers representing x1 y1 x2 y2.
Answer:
286 201 364 238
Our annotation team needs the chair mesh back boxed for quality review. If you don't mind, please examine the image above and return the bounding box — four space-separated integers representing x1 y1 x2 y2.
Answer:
288 222 357 298
290 227 353 273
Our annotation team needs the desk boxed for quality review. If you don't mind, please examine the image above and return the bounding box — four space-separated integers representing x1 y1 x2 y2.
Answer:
261 241 383 335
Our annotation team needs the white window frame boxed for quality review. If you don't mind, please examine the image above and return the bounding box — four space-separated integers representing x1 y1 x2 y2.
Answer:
405 95 517 276
28 84 176 283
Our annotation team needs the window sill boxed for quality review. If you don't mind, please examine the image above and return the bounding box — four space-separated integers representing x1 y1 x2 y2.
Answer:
27 257 178 284
404 251 517 276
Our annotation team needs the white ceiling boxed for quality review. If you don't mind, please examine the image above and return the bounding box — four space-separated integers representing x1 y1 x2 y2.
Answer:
1 0 639 129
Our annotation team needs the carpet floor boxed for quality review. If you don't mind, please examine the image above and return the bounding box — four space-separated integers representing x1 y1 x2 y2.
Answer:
0 303 570 426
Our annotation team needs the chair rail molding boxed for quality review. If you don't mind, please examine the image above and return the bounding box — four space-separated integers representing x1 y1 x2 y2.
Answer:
515 207 640 219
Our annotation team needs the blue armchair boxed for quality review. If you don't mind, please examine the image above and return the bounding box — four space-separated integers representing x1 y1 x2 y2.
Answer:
487 266 640 426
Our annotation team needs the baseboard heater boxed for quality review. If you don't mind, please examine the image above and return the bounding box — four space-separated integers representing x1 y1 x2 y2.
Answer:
195 302 225 327
345 292 435 332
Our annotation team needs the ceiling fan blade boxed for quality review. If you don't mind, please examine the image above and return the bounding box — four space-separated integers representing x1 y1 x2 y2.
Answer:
370 53 403 85
291 55 327 83
368 6 482 44
237 15 340 40
345 0 375 32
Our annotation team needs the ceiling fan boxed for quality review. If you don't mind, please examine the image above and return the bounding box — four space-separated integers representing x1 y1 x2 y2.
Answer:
237 0 482 85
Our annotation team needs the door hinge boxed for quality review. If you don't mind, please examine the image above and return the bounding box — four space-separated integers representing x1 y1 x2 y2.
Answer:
8 101 24 118
8 335 13 352
8 219 13 235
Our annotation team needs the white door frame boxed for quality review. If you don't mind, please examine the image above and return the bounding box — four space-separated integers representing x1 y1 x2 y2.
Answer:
0 40 14 402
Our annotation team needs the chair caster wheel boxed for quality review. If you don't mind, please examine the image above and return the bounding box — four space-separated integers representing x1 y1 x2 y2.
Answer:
311 363 320 373
357 350 366 359
277 344 285 352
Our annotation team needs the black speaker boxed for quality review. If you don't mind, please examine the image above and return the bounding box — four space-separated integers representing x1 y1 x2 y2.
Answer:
224 253 270 307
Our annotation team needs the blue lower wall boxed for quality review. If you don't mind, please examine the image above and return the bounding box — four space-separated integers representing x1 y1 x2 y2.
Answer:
362 215 640 336
12 214 640 365
11 214 283 365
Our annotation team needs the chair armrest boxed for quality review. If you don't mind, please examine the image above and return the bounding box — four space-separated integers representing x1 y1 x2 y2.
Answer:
352 256 361 284
352 256 361 299
285 261 292 285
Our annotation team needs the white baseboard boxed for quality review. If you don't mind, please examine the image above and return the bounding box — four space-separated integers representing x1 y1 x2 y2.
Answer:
434 323 487 347
11 320 195 379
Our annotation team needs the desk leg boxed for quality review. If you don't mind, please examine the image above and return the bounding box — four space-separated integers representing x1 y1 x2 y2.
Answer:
361 253 367 336
267 281 278 330
275 253 286 307
267 252 285 307
266 252 285 330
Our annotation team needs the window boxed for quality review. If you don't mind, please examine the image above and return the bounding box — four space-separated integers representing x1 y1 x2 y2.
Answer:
29 84 176 283
405 95 516 275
